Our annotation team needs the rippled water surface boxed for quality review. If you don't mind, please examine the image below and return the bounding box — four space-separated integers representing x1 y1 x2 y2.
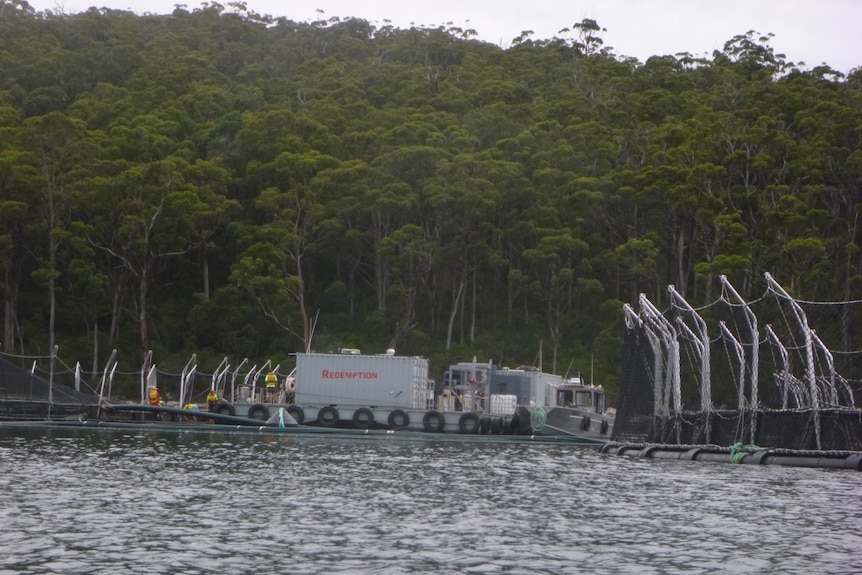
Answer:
0 427 859 574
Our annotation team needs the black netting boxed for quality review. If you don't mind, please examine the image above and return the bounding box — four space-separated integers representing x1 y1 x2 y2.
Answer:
0 354 102 419
612 322 655 443
617 280 862 450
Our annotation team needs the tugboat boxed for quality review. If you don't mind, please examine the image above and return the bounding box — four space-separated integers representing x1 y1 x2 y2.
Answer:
512 375 614 442
443 360 614 442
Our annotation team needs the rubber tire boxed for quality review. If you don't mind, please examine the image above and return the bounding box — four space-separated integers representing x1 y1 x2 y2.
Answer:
491 416 504 435
248 403 269 421
352 407 375 429
214 400 235 416
422 410 445 433
600 419 609 435
318 406 339 427
286 405 305 424
508 414 520 435
458 412 480 434
388 409 410 430
581 415 591 431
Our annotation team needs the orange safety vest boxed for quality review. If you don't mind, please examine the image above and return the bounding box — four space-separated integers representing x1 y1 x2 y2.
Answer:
265 372 277 389
206 391 218 404
148 388 161 406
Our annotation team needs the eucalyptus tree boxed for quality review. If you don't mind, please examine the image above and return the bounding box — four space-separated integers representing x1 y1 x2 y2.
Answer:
522 228 591 373
20 112 85 356
86 153 213 358
309 159 392 319
2 5 860 372
788 79 862 297
0 104 40 353
170 159 241 302
373 144 443 311
232 146 339 353
378 223 436 350
0 0 35 17
425 154 496 348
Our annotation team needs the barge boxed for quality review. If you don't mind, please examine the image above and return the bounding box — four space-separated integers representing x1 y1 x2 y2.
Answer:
207 349 615 443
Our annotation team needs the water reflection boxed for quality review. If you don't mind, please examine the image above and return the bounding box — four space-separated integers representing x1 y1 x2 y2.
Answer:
0 428 858 574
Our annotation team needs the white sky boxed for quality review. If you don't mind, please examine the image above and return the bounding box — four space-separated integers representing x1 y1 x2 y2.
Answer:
30 0 862 75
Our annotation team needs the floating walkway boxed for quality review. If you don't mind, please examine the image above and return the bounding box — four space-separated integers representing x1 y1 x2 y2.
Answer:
0 418 597 445
600 443 862 471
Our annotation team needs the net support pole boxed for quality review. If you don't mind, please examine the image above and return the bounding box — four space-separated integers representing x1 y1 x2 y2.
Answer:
719 321 747 442
48 344 58 419
232 358 248 403
212 356 228 396
141 350 152 405
639 294 681 443
810 330 837 406
97 349 117 419
765 273 820 449
719 275 759 443
765 325 790 409
625 304 664 419
668 285 712 443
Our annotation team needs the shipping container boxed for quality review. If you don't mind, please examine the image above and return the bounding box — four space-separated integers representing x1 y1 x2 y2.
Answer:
295 352 430 409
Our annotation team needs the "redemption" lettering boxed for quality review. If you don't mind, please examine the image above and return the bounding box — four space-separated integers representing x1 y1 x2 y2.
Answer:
321 370 379 379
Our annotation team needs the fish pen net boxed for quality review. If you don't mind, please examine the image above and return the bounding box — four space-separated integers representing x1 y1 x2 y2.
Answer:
615 274 862 451
0 345 289 421
0 352 102 420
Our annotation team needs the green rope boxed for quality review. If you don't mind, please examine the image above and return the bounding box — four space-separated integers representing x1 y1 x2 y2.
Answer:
530 406 547 432
729 442 759 463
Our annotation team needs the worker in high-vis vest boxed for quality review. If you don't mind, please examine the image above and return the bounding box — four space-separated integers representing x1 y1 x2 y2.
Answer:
148 386 163 406
265 371 277 402
206 389 219 411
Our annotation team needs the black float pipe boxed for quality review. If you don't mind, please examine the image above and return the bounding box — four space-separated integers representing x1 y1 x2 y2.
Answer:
600 443 862 471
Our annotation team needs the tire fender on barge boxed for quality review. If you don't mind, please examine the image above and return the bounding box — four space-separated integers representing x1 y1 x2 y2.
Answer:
388 409 410 430
247 403 270 421
213 400 235 417
458 412 480 434
422 410 445 433
317 406 339 427
352 407 375 429
491 416 504 435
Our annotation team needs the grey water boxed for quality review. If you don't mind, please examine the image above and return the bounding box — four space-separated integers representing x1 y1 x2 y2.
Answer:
0 428 859 575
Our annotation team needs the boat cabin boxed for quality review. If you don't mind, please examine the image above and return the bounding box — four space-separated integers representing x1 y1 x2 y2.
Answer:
556 378 607 414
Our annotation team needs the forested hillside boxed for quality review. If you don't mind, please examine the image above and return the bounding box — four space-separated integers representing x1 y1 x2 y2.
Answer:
1 0 860 393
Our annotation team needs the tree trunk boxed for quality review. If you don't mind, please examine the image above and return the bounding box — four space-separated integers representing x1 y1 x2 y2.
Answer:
47 174 57 357
3 268 18 353
445 278 465 350
109 273 124 345
294 250 311 352
470 267 476 344
201 242 210 301
139 262 150 358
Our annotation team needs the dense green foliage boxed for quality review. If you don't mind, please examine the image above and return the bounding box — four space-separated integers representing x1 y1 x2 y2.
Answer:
1 1 860 393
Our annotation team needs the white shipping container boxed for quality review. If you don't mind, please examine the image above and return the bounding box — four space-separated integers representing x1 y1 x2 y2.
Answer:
295 352 430 409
